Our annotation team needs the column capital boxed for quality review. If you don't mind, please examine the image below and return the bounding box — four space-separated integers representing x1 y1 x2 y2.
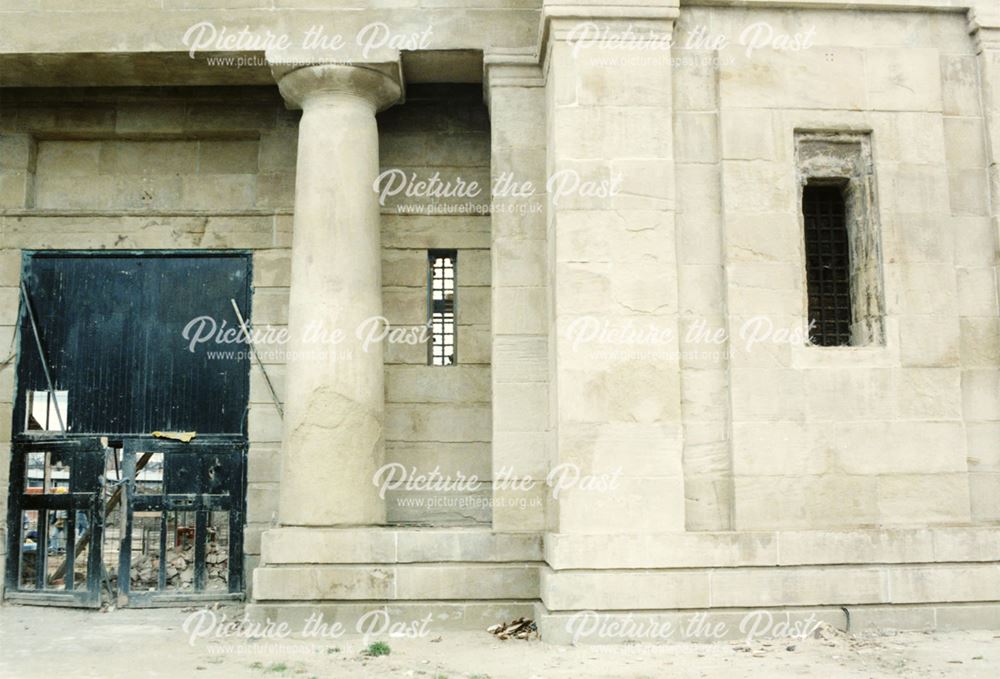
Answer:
271 61 403 112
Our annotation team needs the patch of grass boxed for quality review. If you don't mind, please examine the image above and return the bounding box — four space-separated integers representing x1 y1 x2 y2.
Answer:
249 662 264 670
364 641 391 657
326 647 340 654
266 663 288 673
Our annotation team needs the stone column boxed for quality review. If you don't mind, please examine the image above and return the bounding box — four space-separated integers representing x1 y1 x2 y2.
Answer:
273 63 402 526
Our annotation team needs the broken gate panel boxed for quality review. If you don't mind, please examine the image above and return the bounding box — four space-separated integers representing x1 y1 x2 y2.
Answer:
4 437 106 608
116 437 245 606
6 252 252 608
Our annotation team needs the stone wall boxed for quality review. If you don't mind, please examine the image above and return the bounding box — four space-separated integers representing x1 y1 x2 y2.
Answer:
687 6 998 529
0 83 497 595
0 0 998 635
536 0 999 637
378 84 494 525
0 86 296 589
541 5 1000 535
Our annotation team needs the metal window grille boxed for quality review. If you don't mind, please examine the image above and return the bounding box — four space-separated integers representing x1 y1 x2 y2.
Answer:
803 184 852 346
428 250 457 366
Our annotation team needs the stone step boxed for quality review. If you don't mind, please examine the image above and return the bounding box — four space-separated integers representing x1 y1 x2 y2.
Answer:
535 601 1000 644
253 563 540 601
541 561 1000 611
259 527 543 565
245 601 536 636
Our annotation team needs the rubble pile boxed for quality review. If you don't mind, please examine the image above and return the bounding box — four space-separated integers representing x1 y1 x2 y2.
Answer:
129 542 228 590
487 618 538 641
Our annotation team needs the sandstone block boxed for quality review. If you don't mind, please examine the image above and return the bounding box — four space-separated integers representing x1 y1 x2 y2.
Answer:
865 48 942 112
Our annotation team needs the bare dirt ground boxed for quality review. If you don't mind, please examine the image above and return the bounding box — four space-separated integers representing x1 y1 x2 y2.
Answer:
1 604 998 678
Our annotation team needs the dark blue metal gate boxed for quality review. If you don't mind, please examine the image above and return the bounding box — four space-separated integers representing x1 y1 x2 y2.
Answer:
4 251 252 607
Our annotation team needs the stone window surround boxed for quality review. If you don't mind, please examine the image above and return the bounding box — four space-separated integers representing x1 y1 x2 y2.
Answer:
795 129 888 350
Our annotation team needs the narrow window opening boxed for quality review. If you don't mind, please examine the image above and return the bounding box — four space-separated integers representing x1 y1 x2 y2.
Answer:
796 132 885 347
802 183 852 346
428 250 457 366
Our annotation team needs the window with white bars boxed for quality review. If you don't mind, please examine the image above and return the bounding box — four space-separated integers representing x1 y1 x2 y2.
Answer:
428 250 456 366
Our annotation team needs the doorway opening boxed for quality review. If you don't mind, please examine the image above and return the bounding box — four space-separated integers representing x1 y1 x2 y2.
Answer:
4 251 251 607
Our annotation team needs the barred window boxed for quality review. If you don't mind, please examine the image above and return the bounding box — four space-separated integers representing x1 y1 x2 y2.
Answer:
796 132 885 347
428 250 456 366
802 183 852 346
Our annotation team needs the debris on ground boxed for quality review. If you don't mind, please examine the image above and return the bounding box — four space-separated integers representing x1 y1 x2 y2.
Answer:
811 622 886 652
487 617 538 641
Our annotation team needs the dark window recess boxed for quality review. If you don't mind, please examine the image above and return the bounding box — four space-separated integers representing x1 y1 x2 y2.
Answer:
803 184 852 346
428 250 457 366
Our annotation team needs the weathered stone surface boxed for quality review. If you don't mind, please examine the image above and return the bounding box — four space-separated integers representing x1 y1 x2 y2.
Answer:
254 562 537 600
1 1 998 642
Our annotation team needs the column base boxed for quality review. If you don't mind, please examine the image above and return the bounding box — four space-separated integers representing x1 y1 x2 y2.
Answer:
248 526 542 633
